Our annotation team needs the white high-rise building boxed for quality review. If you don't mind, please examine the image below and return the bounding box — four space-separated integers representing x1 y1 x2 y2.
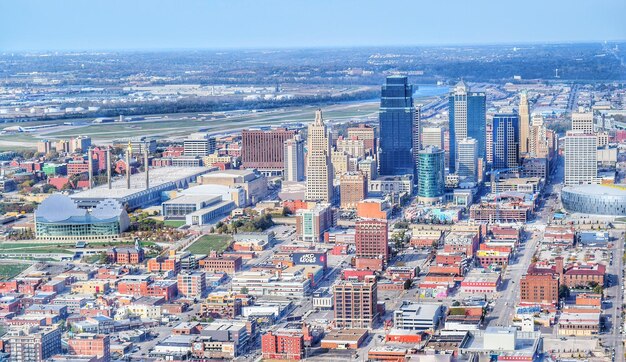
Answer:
305 110 334 202
457 138 478 182
421 127 443 149
184 133 216 156
283 135 305 182
564 131 597 186
518 91 530 154
571 112 594 134
529 114 548 158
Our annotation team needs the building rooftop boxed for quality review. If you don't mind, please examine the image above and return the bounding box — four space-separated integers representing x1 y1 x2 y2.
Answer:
71 166 213 200
563 184 626 197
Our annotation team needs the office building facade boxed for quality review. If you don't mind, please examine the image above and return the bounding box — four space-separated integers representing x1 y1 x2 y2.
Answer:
518 91 530 154
355 219 388 261
283 136 305 182
378 76 415 176
421 127 443 149
242 128 296 176
448 80 486 173
417 146 445 204
334 276 378 329
184 133 216 157
305 110 334 203
492 114 520 170
564 131 597 186
457 138 478 182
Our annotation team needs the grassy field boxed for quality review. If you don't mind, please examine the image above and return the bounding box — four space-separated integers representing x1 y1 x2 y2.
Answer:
186 235 232 255
0 264 30 280
164 220 186 228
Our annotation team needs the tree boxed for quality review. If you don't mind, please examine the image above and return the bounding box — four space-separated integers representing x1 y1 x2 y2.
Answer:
240 287 249 295
559 285 570 300
97 252 109 264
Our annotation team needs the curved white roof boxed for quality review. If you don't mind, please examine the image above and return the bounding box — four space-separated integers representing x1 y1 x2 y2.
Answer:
36 194 86 222
563 184 626 197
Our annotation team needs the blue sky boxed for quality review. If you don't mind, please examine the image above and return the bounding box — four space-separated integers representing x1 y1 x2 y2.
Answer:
1 0 625 51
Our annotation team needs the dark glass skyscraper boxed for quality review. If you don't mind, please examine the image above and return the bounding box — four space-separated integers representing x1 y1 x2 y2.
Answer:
448 81 486 173
492 114 520 170
379 76 415 176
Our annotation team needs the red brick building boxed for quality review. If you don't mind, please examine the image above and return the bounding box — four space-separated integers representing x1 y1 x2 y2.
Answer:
520 273 559 306
355 219 388 263
107 245 144 265
68 333 110 362
147 256 181 274
199 256 243 274
117 279 178 301
261 330 304 361
241 128 295 173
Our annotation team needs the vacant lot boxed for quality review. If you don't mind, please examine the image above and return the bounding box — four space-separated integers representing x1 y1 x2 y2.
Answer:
186 235 231 255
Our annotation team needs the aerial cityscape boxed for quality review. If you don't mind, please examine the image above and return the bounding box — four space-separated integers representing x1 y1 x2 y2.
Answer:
0 1 625 362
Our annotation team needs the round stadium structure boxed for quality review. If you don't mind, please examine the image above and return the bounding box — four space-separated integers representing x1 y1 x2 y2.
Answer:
561 184 626 216
35 194 130 240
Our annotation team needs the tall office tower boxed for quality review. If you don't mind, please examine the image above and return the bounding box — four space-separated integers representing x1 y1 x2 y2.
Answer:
305 110 334 203
184 133 216 156
340 173 367 209
421 127 444 149
529 114 549 158
492 114 520 170
448 80 486 173
283 136 305 182
355 219 388 261
518 91 530 154
564 131 597 186
412 105 422 177
378 76 415 176
334 275 378 328
242 128 296 176
571 112 594 134
485 122 493 164
347 124 377 157
457 138 478 182
417 146 445 204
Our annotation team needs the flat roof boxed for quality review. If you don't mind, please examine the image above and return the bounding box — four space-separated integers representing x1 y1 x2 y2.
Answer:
163 194 220 205
71 167 212 200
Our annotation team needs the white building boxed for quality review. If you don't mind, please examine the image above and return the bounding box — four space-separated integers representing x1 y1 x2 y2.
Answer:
393 302 444 331
421 127 444 149
283 136 305 182
184 133 216 156
564 131 597 186
571 112 594 134
305 110 334 202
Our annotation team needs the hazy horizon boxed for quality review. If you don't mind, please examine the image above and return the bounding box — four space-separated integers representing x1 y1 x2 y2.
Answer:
1 0 624 52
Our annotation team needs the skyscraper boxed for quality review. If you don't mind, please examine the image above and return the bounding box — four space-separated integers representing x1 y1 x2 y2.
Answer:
457 138 478 182
417 146 445 204
340 173 367 209
571 112 594 134
529 114 549 158
448 80 486 173
378 76 415 176
564 131 597 186
305 110 334 203
518 91 530 155
283 136 305 182
492 114 520 170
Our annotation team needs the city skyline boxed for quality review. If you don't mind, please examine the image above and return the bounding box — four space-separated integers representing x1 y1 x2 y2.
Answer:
0 0 624 51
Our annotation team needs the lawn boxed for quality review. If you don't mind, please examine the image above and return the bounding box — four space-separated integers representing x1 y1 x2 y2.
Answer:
164 220 186 228
0 264 30 280
186 235 232 255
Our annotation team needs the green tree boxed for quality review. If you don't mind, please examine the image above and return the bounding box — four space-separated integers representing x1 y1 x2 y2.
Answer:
240 287 249 295
559 285 570 300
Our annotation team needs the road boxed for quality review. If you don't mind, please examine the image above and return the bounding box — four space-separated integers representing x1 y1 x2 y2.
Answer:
601 230 625 361
489 157 563 326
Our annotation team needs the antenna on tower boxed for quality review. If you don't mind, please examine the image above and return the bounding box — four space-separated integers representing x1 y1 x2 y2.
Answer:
554 68 560 78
